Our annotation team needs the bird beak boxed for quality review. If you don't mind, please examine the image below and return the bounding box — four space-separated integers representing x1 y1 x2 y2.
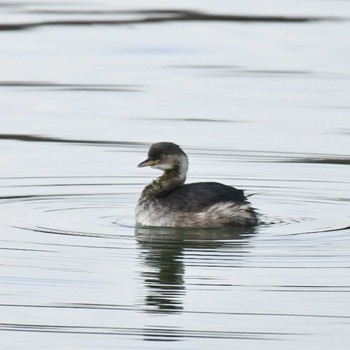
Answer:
137 158 160 167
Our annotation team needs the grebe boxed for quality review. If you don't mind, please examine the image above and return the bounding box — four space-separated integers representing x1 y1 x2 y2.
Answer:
136 142 257 227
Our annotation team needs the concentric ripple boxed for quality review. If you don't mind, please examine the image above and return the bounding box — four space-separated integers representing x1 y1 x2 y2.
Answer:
1 145 349 350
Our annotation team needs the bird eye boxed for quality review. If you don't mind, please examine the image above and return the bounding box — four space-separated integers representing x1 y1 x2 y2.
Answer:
160 153 166 159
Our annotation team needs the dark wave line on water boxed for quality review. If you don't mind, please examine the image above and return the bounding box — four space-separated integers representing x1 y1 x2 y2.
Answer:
0 175 143 180
23 8 349 20
1 133 349 166
0 193 134 201
13 225 124 240
0 303 350 320
138 117 241 123
0 81 142 92
168 65 348 80
0 247 53 252
287 224 350 236
0 9 343 31
1 302 349 320
0 322 296 341
0 134 147 147
281 158 350 165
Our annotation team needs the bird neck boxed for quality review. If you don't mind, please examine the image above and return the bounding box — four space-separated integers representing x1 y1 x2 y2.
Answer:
145 162 187 197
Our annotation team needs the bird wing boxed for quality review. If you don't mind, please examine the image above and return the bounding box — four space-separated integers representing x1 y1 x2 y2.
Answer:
160 182 248 212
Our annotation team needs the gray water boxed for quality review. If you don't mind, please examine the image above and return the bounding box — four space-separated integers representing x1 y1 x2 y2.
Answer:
1 1 350 349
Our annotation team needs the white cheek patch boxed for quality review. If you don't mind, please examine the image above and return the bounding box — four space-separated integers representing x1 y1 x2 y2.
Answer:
152 155 185 171
152 162 172 170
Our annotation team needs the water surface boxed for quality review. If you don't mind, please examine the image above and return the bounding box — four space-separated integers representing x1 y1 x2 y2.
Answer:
0 1 350 349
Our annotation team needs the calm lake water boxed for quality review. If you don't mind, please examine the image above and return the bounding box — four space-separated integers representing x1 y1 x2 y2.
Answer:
1 1 350 349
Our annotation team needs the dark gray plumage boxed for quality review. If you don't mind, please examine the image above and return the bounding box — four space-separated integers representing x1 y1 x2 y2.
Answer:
157 182 247 212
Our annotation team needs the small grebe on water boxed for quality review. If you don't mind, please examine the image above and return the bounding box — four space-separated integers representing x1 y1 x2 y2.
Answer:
136 142 257 228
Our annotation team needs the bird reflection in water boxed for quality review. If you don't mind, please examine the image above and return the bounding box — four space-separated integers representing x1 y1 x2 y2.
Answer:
135 225 256 315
